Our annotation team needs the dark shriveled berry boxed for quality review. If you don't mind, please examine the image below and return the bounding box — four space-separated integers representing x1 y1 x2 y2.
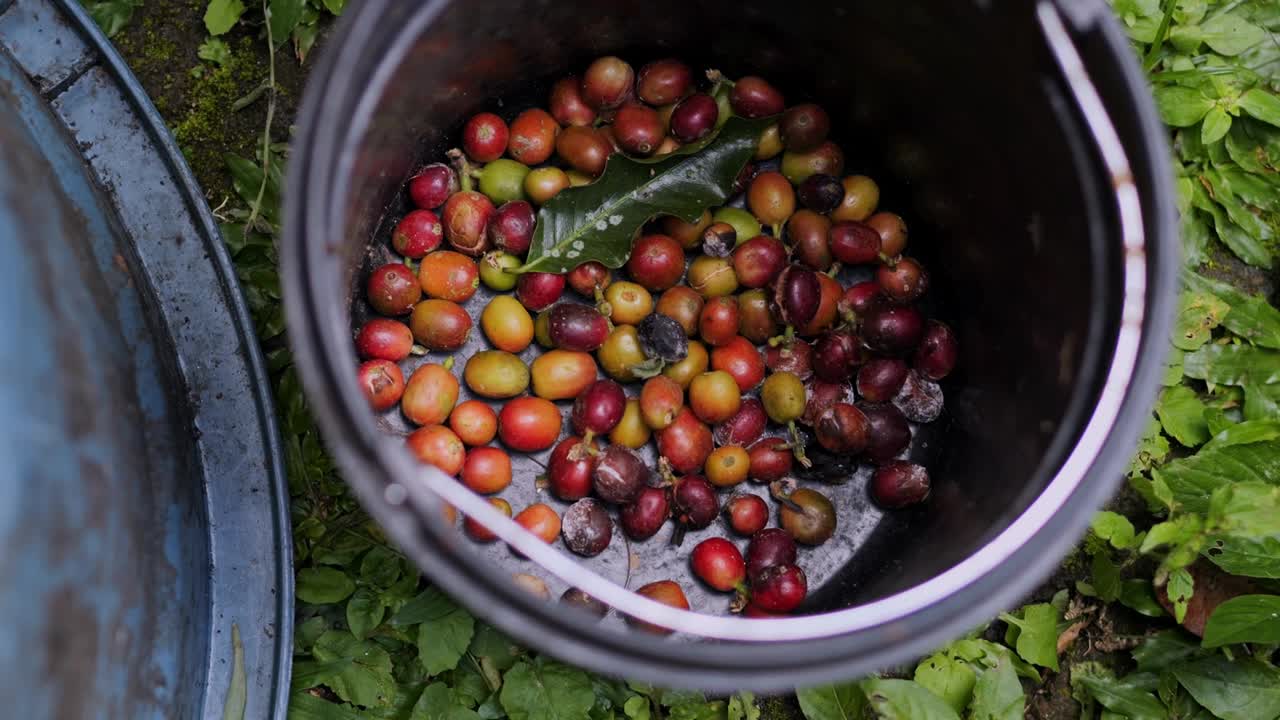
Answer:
638 313 689 363
893 370 944 423
562 498 613 556
797 174 845 214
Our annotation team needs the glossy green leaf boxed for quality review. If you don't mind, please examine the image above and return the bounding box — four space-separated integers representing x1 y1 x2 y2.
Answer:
1183 270 1280 349
796 683 866 720
1200 12 1267 55
1239 88 1280 128
1190 181 1272 268
269 0 306 46
1119 579 1168 618
1183 343 1280 385
345 588 385 641
967 657 1024 720
1202 106 1233 144
1172 656 1280 720
415 595 475 676
288 693 367 720
912 654 974 714
1093 511 1138 549
84 0 142 37
1205 535 1280 578
1092 551 1123 602
1224 117 1280 174
1203 419 1280 449
1157 385 1211 447
1132 630 1205 673
1156 86 1216 126
297 567 357 604
413 683 483 720
1172 291 1231 351
519 116 772 274
311 630 397 708
726 692 758 720
500 659 596 720
999 603 1060 670
1074 674 1167 720
860 679 959 720
320 0 346 13
204 0 246 35
1201 594 1280 647
1245 383 1280 422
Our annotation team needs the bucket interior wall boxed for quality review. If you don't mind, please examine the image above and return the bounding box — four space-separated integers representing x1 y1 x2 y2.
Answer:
328 0 1118 610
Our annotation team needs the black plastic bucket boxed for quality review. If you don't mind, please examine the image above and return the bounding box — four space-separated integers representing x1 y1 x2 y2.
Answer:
284 0 1177 692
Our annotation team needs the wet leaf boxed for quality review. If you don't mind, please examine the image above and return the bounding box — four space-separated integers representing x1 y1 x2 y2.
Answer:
860 679 959 720
204 0 246 35
519 116 771 274
1201 594 1280 647
500 659 596 720
297 567 357 604
912 654 975 714
1172 656 1280 720
1157 385 1212 447
1183 343 1280 385
796 682 867 720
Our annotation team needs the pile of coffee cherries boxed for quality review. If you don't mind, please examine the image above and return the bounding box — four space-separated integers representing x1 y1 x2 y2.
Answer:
354 55 957 630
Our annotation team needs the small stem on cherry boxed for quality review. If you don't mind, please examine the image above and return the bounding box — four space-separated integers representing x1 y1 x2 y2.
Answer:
787 421 811 468
447 148 475 193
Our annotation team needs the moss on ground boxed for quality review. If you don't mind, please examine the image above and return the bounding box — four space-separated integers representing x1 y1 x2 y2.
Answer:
112 0 309 203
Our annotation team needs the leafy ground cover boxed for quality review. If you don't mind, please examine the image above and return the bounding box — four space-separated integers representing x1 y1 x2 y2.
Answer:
85 0 1280 717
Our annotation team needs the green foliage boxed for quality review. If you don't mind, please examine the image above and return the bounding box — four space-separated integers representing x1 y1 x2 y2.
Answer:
81 0 143 37
999 603 1062 671
519 116 772 274
795 683 866 720
1201 594 1280 647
